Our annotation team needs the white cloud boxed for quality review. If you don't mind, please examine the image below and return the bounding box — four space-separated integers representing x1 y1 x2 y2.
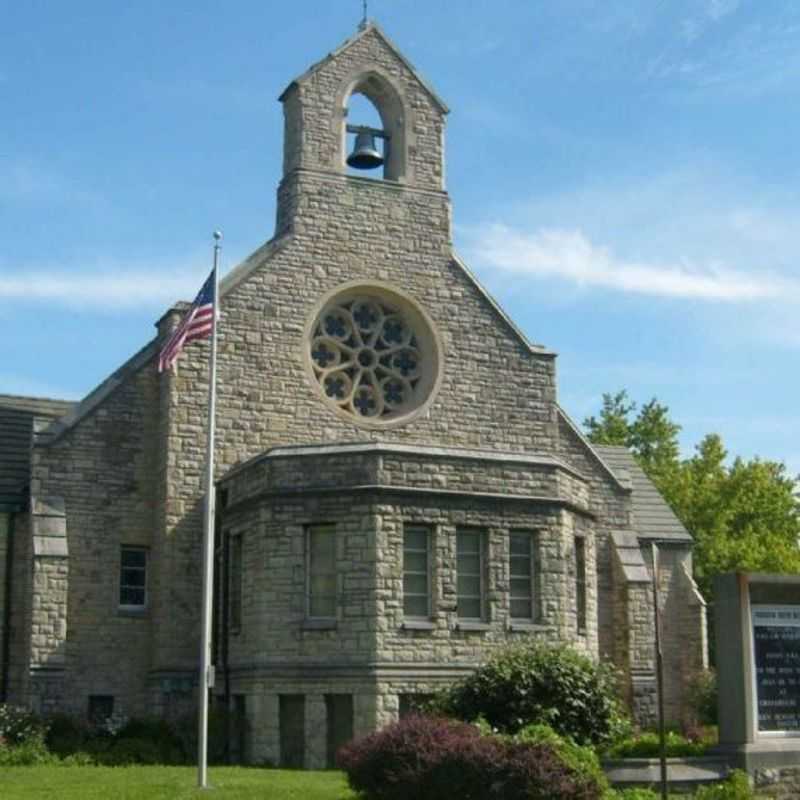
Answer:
0 263 206 311
466 224 793 302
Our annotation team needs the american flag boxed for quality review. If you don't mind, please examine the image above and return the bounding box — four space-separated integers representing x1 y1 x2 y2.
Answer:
158 270 216 372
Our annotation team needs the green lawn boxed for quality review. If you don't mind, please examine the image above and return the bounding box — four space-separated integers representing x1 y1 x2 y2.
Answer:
0 766 358 800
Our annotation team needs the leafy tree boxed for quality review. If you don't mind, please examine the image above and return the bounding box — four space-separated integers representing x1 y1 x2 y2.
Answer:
583 392 800 602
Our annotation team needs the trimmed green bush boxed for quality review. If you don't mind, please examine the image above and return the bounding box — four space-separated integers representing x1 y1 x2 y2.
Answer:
45 713 88 757
432 642 628 745
605 730 708 758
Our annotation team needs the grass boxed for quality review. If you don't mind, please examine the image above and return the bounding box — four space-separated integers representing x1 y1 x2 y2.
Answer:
0 766 358 800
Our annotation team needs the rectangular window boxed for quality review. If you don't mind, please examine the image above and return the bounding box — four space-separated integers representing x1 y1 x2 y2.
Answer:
230 534 243 632
307 525 337 619
403 526 430 618
575 536 587 632
88 695 114 723
510 531 539 621
457 529 485 620
279 695 305 768
119 546 147 609
325 694 354 768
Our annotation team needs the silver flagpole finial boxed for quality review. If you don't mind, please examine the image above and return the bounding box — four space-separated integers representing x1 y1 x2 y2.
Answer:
213 230 222 242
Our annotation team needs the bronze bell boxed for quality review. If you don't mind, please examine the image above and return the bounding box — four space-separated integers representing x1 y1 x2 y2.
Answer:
347 130 384 170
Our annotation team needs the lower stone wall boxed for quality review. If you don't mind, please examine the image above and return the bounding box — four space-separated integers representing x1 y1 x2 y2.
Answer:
231 672 457 768
754 767 800 799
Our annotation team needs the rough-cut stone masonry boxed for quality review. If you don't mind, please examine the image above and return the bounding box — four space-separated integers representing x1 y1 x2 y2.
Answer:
3 22 707 762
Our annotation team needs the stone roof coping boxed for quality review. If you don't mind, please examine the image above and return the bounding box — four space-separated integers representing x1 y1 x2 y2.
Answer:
39 338 159 446
452 253 555 356
221 441 591 484
278 22 450 114
556 407 632 492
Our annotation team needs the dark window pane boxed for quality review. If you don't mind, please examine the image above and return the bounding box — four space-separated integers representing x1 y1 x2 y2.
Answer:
122 549 146 568
122 569 146 587
310 595 336 618
404 529 428 551
457 554 480 574
510 534 531 557
404 596 428 618
457 533 480 555
120 587 145 607
510 598 532 619
458 597 481 619
510 577 532 598
403 573 428 595
404 552 427 573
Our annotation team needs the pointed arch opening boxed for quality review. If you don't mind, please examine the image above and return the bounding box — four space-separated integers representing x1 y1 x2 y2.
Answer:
340 71 407 183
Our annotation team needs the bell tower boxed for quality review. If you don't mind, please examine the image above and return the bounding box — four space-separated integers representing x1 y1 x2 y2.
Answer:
275 23 450 236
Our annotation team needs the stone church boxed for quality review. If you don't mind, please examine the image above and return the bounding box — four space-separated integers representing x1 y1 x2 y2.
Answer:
0 23 707 767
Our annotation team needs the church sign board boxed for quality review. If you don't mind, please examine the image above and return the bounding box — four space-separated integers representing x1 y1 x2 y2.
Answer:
751 605 800 734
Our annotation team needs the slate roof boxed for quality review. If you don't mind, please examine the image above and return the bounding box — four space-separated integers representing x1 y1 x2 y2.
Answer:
0 394 74 507
594 445 692 543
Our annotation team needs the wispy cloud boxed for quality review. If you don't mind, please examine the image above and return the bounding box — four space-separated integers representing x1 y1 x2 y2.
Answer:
465 224 794 301
0 159 107 211
0 260 212 312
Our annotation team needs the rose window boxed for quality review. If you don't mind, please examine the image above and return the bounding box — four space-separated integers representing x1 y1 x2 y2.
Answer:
307 288 439 424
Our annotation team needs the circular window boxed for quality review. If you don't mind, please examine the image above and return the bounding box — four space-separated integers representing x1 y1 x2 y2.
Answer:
304 282 442 427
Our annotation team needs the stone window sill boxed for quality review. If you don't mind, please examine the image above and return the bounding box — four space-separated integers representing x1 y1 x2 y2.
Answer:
507 621 551 633
117 608 148 619
302 619 337 631
402 620 436 631
454 621 491 632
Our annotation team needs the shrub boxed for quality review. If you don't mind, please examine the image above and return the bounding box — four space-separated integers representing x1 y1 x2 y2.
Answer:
605 730 708 759
337 714 607 800
688 669 718 726
116 717 185 764
0 704 48 748
103 736 162 766
0 739 57 766
695 771 755 800
45 713 88 757
433 642 628 745
173 705 248 764
514 722 610 794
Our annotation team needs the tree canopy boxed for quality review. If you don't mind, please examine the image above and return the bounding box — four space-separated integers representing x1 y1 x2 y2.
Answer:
583 390 800 600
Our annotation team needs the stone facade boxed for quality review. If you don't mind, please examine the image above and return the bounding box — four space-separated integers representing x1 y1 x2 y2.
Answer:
0 22 706 766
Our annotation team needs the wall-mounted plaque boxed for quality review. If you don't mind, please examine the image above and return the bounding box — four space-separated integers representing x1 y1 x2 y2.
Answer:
751 605 800 734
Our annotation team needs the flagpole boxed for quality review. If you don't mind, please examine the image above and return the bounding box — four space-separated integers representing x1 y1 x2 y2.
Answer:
198 231 222 789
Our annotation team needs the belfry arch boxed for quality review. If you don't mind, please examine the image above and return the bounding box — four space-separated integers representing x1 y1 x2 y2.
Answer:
338 70 408 183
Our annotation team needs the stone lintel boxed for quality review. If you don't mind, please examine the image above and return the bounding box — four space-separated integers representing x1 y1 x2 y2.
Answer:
32 536 68 557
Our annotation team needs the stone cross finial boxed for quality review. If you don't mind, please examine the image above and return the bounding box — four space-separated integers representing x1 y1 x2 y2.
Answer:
359 0 368 30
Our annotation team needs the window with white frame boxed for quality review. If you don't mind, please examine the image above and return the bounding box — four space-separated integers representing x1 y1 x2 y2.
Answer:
403 525 431 618
509 531 539 621
119 546 147 610
307 524 337 618
456 529 485 620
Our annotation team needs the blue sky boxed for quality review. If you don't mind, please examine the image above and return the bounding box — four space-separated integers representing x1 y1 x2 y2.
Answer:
3 1 800 472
